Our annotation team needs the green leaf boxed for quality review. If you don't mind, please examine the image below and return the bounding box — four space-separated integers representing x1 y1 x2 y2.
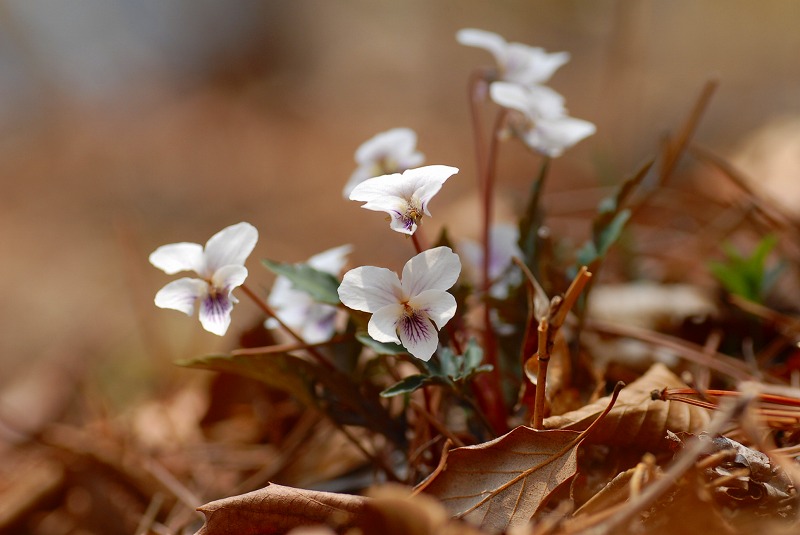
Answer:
355 332 406 355
518 158 551 267
462 339 485 375
262 259 341 305
380 374 431 397
708 235 779 302
595 209 631 257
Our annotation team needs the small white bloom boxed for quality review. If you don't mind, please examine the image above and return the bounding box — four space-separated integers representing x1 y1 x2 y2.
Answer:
149 222 258 336
457 28 570 86
458 224 523 299
349 165 458 235
266 244 353 343
491 81 596 157
338 246 461 361
343 128 425 198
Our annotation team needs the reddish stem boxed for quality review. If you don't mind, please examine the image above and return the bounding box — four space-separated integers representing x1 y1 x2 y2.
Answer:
475 109 510 435
240 283 336 371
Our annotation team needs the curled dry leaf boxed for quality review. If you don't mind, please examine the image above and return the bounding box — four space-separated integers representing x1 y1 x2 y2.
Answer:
543 363 711 449
195 482 367 535
416 427 582 534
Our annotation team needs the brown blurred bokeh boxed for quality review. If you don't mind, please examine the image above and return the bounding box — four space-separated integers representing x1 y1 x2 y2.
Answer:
1 0 799 403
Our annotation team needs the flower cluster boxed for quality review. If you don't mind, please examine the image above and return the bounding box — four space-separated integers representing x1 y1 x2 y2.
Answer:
457 28 595 156
148 29 594 367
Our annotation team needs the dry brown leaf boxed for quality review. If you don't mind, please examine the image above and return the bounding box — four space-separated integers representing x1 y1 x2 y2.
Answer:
195 482 367 535
358 485 484 535
543 363 711 449
416 426 582 534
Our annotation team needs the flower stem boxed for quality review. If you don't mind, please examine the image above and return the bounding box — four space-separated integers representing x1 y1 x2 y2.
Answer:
240 283 336 371
410 230 425 254
474 108 510 435
468 68 492 191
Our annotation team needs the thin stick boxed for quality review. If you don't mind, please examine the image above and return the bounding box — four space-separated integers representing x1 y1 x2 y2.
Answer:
532 318 550 429
531 267 592 429
240 283 336 370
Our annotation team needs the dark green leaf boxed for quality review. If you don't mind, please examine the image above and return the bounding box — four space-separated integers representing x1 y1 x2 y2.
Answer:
262 259 341 305
380 374 431 397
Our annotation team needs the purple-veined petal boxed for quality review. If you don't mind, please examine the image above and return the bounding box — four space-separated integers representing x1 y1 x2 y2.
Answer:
408 289 457 330
203 222 258 273
401 246 461 297
397 312 439 361
154 277 208 315
198 290 235 336
368 304 404 345
210 264 248 295
149 242 204 275
388 212 418 235
456 28 507 64
338 266 403 313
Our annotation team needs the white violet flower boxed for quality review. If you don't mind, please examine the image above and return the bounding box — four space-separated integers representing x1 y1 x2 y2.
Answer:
456 28 570 87
266 244 353 344
338 246 461 361
491 81 596 157
343 127 425 198
349 164 458 235
149 222 258 336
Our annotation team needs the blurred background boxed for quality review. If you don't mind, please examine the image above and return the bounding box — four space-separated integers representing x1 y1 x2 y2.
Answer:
2 0 800 406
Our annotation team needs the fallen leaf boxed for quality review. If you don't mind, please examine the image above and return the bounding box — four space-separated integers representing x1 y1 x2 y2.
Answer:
357 485 484 535
416 427 582 534
544 363 711 449
195 482 367 535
